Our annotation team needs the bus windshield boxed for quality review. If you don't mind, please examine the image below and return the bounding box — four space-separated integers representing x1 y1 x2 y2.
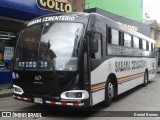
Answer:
15 22 83 71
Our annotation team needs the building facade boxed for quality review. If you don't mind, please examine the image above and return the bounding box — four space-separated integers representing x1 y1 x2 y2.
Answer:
144 20 160 48
85 0 143 22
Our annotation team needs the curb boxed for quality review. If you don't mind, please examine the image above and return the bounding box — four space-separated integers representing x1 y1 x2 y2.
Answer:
0 92 13 98
0 83 13 98
0 87 13 98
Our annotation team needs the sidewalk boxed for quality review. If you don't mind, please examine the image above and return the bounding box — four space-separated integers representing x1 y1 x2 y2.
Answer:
0 84 13 98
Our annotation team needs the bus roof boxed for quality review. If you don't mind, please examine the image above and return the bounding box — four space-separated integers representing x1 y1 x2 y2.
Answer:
90 13 155 44
23 12 155 44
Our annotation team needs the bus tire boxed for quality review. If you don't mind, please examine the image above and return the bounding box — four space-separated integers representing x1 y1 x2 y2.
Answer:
142 71 148 87
103 78 114 107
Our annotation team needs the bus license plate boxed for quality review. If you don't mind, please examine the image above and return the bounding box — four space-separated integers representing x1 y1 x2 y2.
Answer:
34 97 43 104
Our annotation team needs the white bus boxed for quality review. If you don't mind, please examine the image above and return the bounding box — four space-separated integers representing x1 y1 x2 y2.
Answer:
13 13 156 108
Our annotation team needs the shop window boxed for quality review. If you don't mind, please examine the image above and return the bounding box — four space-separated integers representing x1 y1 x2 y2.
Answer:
0 31 16 71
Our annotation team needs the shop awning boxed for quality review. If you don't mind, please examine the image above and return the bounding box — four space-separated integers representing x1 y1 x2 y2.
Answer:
0 0 52 21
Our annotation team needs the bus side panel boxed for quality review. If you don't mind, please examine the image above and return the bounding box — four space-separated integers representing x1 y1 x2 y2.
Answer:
90 60 110 106
118 58 156 94
91 90 105 106
90 63 108 106
147 58 156 80
118 76 144 94
90 57 156 106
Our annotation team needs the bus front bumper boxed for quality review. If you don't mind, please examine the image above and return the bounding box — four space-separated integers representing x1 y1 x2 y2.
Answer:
13 93 89 108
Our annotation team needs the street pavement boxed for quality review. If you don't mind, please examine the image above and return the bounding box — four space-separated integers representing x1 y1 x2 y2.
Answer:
0 84 13 98
0 74 160 120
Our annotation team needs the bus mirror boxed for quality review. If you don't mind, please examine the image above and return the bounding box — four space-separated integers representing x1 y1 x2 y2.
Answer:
87 31 98 53
91 38 98 53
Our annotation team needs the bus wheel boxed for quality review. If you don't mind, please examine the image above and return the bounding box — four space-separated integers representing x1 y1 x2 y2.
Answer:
143 71 148 86
103 78 114 107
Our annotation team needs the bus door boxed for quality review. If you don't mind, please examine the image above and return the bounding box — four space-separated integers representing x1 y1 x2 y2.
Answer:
87 31 104 105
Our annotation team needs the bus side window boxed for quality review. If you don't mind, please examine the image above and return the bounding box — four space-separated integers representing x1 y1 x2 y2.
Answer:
139 39 142 49
107 27 111 44
133 36 139 49
146 41 149 50
151 43 153 51
111 29 119 45
107 27 119 45
149 42 151 51
142 40 146 50
91 33 102 59
124 33 131 47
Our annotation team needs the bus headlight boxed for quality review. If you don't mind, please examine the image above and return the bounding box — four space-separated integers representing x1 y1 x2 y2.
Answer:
65 92 82 98
61 90 89 100
13 85 24 95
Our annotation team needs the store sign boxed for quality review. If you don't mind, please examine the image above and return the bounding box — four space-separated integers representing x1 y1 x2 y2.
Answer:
36 0 72 12
117 22 139 32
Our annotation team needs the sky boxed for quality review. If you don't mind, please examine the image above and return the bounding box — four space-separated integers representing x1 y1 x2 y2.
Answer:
143 0 160 23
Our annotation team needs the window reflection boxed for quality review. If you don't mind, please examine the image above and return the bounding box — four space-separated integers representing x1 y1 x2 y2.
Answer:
40 22 83 71
15 22 83 71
